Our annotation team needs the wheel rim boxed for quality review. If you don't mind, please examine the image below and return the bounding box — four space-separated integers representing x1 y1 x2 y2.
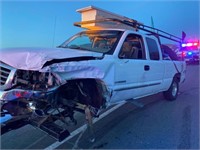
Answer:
172 82 178 97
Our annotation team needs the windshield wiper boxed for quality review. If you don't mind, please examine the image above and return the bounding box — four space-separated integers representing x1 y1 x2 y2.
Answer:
68 45 82 49
68 45 92 51
57 45 96 52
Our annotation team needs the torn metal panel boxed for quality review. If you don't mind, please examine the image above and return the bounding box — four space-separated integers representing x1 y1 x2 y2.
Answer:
41 61 105 80
0 47 103 70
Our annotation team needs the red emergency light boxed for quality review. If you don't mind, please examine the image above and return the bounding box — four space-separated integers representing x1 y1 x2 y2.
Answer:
182 51 186 57
193 42 198 46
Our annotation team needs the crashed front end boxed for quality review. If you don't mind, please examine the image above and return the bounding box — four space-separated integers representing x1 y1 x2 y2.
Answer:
0 59 109 141
0 30 121 141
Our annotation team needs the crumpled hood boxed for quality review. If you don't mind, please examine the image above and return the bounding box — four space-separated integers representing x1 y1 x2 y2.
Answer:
0 47 103 70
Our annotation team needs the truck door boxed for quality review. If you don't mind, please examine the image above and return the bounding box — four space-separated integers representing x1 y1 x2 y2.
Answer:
112 33 147 103
139 37 165 95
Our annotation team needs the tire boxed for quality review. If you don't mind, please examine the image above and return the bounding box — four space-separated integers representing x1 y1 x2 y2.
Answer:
163 79 179 101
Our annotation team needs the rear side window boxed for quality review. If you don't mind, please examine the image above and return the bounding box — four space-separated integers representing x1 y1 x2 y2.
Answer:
146 37 160 60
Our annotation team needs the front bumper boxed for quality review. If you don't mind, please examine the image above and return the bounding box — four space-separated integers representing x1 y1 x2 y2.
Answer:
0 88 71 141
0 88 57 101
185 58 199 62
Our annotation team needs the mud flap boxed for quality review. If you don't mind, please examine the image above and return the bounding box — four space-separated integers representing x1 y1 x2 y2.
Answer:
72 106 96 149
85 106 95 142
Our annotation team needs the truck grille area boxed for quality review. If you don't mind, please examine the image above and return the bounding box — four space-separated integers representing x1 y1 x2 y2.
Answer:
0 66 11 85
0 62 16 90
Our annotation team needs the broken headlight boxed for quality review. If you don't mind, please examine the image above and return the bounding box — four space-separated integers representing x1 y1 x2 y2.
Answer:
13 70 58 91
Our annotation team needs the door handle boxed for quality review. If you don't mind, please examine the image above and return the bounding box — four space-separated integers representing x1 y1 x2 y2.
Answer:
144 65 150 71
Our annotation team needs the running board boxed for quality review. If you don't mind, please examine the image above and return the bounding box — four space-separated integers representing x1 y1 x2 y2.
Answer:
1 114 71 142
1 117 28 135
30 120 70 142
39 122 70 141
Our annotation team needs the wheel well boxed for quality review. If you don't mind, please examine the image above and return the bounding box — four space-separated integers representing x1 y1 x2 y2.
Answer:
174 73 181 82
58 78 108 109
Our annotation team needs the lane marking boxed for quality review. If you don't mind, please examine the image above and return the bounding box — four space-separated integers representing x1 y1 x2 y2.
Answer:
24 134 48 149
129 101 144 108
44 102 125 150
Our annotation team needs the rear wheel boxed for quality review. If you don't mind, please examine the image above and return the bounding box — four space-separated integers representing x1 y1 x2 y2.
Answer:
163 79 179 101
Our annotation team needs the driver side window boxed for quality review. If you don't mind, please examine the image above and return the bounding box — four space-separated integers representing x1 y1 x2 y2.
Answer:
119 34 145 59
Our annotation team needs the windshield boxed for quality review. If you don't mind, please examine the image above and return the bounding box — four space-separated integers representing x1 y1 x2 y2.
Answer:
59 30 123 54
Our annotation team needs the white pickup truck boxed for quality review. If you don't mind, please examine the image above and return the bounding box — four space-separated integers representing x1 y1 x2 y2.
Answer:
0 6 186 141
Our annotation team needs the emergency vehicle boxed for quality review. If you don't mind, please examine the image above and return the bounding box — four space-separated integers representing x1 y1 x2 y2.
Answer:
179 41 199 64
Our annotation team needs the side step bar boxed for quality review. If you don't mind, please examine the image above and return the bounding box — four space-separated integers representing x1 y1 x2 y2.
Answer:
1 114 71 142
31 121 70 142
1 117 28 135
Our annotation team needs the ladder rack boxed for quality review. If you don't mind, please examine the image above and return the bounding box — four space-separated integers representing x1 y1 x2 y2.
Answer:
74 18 184 44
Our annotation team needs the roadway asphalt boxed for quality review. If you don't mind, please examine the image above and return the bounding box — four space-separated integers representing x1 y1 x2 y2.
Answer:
1 64 199 149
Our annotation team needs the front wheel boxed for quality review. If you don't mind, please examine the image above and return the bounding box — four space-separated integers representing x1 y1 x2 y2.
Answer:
163 79 179 101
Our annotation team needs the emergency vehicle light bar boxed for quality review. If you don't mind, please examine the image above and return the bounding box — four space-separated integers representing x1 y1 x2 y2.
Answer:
181 42 199 47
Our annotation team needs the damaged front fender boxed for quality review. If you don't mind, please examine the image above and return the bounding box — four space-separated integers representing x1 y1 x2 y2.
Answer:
0 54 112 141
41 61 105 80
